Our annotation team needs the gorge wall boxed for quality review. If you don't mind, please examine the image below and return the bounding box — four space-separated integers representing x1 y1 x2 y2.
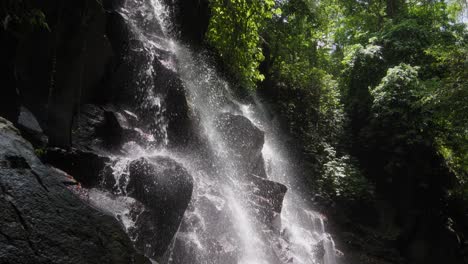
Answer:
0 0 337 263
1 0 465 264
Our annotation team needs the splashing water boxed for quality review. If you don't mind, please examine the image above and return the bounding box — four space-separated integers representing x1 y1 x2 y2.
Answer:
89 0 339 263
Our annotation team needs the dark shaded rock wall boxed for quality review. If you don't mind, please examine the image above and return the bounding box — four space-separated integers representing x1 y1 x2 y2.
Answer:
1 0 120 147
0 117 148 264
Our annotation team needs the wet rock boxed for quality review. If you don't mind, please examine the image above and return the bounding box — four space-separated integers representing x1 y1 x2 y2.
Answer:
13 0 114 147
43 106 120 189
44 147 110 188
0 117 147 264
126 156 194 259
215 113 266 177
17 106 48 147
72 104 121 151
246 175 288 227
152 57 192 147
72 104 152 150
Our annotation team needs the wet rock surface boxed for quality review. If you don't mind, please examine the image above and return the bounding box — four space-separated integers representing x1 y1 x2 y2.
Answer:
246 174 288 227
44 147 110 188
127 156 194 259
72 104 126 151
17 106 48 148
0 117 148 264
215 113 266 178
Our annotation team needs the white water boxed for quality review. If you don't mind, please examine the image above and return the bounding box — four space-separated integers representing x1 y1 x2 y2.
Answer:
90 0 339 263
241 102 338 264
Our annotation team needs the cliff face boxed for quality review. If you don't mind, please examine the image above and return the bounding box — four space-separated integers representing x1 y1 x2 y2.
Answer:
2 0 114 146
1 0 287 263
1 1 465 264
0 117 149 264
0 0 198 262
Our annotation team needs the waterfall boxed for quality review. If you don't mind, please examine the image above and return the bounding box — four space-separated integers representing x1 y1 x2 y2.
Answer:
88 0 339 263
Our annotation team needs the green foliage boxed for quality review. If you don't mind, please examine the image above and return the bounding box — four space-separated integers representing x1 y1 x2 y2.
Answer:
371 64 422 117
206 0 277 89
368 64 436 151
423 28 468 180
34 148 46 158
321 144 374 201
205 0 467 205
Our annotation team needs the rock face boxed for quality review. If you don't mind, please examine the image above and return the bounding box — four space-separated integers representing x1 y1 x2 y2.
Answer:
214 113 287 227
13 0 114 147
246 175 288 228
44 104 126 188
215 113 267 178
44 147 110 188
0 117 148 264
17 106 48 147
42 103 195 260
0 1 287 263
127 157 194 259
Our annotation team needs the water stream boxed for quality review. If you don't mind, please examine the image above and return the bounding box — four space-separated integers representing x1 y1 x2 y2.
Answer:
91 0 338 263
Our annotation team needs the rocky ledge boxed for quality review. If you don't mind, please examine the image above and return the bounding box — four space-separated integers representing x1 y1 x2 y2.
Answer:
0 117 149 264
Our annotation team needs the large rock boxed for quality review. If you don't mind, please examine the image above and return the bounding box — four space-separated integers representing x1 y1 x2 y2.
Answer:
152 56 192 147
0 117 148 264
14 0 114 147
72 104 125 151
126 156 194 259
44 147 110 188
44 104 135 188
215 113 266 178
246 175 288 228
17 106 48 147
73 104 152 149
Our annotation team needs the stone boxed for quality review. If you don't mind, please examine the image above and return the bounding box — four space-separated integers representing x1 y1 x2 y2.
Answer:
126 156 194 259
246 174 288 227
153 57 192 147
72 104 119 151
13 0 114 147
215 113 266 177
72 104 152 151
44 147 110 188
0 116 148 264
17 106 48 147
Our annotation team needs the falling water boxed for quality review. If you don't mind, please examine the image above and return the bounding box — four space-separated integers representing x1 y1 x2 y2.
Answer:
90 0 339 263
240 102 338 264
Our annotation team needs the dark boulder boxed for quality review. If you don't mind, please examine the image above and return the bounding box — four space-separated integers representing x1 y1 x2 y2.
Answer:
13 0 114 147
72 104 151 150
215 113 266 178
43 104 122 188
44 147 110 188
72 104 121 151
17 106 48 147
152 57 192 147
0 117 148 264
246 175 288 228
44 105 156 188
126 156 194 259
